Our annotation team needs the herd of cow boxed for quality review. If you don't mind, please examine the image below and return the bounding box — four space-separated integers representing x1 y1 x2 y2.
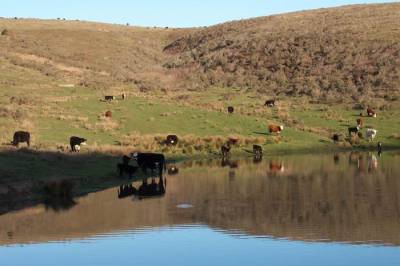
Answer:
8 96 383 181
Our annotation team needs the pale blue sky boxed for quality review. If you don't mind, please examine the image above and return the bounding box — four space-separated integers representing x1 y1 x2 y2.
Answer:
1 0 398 27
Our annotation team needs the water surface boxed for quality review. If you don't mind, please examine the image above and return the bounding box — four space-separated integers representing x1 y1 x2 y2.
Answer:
1 152 400 265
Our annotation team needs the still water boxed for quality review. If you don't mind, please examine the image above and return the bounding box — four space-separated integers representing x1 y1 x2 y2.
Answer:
1 152 400 266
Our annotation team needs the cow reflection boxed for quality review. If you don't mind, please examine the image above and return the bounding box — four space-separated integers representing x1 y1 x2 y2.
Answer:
269 161 285 175
333 153 340 165
117 176 166 200
349 152 366 173
221 158 239 168
44 197 77 212
368 153 378 173
253 155 263 164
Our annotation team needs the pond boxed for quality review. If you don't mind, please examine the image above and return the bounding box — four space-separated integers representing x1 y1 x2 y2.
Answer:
1 152 400 266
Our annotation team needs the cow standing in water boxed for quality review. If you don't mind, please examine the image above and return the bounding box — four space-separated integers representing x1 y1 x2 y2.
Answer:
131 152 166 177
12 131 30 147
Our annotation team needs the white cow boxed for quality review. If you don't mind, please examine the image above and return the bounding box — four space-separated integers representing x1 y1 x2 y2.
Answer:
366 128 378 141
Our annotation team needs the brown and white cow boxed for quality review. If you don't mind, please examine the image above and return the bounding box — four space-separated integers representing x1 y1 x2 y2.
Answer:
367 107 377 118
268 124 284 134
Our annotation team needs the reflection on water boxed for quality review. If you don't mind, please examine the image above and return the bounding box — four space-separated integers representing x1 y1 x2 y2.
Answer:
0 152 400 265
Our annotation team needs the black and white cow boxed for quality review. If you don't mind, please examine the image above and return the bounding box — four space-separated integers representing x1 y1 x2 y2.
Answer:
70 136 87 152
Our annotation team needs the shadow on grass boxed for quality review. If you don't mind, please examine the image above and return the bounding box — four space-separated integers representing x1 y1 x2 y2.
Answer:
0 147 157 215
253 131 269 136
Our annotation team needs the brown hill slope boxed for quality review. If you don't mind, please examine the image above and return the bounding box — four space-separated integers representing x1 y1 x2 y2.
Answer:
1 3 400 101
163 3 400 101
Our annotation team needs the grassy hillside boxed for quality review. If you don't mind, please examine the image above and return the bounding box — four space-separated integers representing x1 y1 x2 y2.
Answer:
164 3 400 101
0 3 400 156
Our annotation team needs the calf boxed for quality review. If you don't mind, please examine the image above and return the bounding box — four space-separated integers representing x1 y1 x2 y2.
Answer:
104 96 115 101
253 145 263 156
367 107 377 118
166 135 178 146
227 106 234 114
366 128 378 141
12 131 30 147
265 100 276 107
348 126 360 136
356 118 364 128
70 136 87 152
117 164 138 178
105 111 112 118
268 124 284 134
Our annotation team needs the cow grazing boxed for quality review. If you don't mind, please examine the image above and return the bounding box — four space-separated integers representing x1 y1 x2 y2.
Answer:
221 144 231 158
366 128 378 141
367 107 377 118
131 152 166 177
268 124 284 134
70 136 87 152
227 106 234 114
105 111 112 118
166 135 178 146
104 96 115 101
253 145 263 156
348 126 360 136
265 100 276 107
12 131 30 147
117 164 138 178
356 118 364 128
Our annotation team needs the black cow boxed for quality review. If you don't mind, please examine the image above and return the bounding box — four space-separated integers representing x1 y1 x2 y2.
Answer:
70 136 87 152
12 131 30 147
131 152 166 177
265 100 276 107
166 135 178 146
348 126 360 136
253 145 263 156
104 96 115 101
221 144 231 158
122 155 131 165
227 106 234 114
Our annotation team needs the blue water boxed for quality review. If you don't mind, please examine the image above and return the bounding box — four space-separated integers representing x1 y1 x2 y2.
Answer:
1 226 399 266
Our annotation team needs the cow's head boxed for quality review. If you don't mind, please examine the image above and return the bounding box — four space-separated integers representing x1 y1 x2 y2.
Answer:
80 138 87 146
131 152 139 160
279 125 284 131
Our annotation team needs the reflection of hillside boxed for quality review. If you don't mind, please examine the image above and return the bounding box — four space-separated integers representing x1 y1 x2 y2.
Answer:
0 153 399 246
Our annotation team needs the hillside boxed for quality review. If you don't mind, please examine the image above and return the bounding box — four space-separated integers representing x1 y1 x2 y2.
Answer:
164 3 400 100
0 3 400 152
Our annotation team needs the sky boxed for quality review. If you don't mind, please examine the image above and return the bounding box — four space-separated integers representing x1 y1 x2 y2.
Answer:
1 0 398 27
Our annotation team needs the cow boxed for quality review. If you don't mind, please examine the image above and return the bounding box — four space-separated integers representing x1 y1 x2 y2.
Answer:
104 96 115 101
105 111 112 118
366 128 378 141
269 124 284 134
356 118 364 128
12 131 30 147
367 107 377 118
70 136 87 152
166 135 178 146
117 164 138 178
265 100 276 107
221 144 231 158
253 145 263 156
332 134 341 143
227 106 234 114
228 138 238 146
131 152 166 177
168 166 179 175
348 126 360 136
